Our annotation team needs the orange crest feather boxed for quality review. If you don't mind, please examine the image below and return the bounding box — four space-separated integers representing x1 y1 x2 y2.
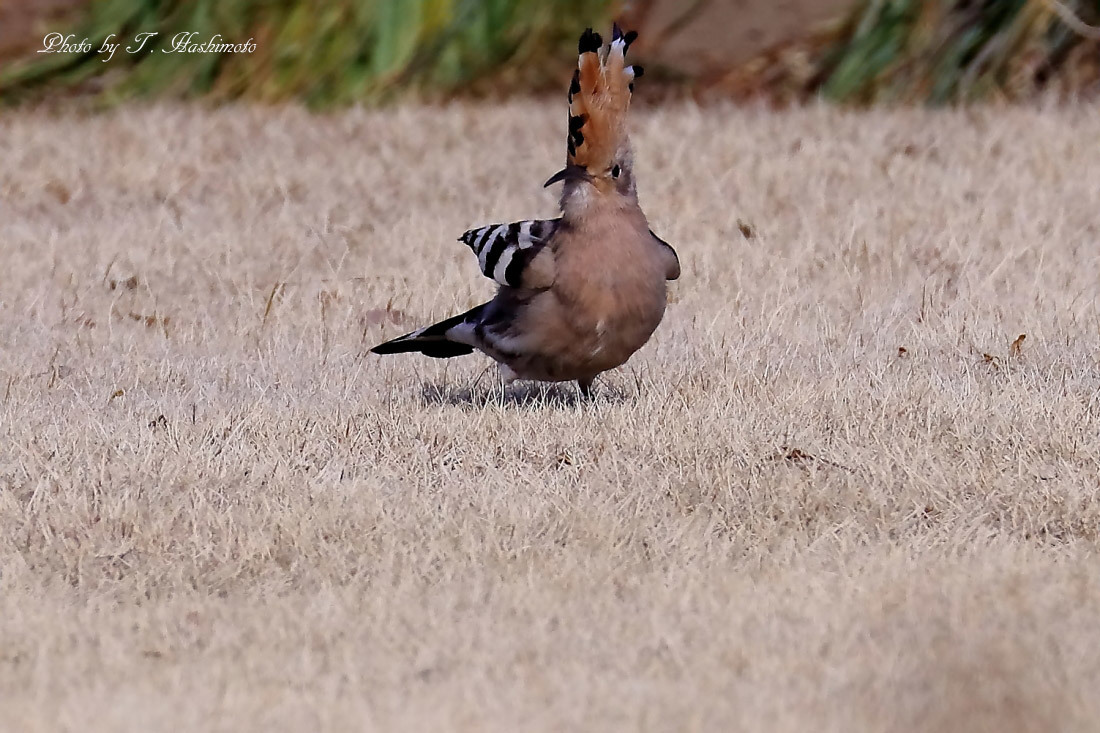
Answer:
566 25 642 172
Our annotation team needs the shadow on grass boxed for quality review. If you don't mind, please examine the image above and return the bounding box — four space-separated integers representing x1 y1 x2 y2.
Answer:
418 380 632 408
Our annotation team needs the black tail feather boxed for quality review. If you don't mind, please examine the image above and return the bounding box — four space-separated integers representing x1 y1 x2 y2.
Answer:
370 304 485 359
370 339 474 357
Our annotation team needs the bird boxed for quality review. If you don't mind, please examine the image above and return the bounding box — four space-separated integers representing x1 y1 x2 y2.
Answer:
371 24 680 398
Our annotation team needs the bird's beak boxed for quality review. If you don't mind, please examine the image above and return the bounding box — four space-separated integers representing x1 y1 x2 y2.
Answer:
544 165 591 188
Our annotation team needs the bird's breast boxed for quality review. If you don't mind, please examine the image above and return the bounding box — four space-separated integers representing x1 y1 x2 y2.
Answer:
554 242 668 365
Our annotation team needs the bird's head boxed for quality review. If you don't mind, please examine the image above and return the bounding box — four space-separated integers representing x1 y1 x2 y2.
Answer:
544 25 643 214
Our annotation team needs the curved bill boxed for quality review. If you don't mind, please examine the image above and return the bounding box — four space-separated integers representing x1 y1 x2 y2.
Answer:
544 165 592 187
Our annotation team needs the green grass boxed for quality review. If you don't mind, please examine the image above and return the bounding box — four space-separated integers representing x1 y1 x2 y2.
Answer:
1 0 616 106
818 0 1100 103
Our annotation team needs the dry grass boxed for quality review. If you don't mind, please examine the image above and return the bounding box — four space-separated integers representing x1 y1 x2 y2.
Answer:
2 100 1100 732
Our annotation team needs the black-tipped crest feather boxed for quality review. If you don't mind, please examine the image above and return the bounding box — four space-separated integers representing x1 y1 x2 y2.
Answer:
564 25 641 174
578 28 602 54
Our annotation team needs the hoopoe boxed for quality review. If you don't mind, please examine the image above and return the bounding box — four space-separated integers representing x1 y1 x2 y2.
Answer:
371 25 679 397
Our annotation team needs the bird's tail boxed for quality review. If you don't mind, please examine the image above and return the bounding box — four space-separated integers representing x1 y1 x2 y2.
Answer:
370 304 486 358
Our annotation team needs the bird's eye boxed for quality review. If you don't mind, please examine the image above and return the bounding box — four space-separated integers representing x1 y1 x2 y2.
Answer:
611 165 621 178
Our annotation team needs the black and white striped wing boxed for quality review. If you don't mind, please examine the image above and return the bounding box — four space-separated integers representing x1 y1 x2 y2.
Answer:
459 219 560 288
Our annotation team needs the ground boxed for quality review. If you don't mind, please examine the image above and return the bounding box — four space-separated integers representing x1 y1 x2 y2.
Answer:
2 101 1100 731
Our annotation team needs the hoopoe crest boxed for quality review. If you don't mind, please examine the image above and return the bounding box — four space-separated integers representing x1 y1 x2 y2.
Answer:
566 26 640 174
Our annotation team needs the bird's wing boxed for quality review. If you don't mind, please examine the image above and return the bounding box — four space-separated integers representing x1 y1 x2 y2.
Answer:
459 219 560 290
650 229 680 281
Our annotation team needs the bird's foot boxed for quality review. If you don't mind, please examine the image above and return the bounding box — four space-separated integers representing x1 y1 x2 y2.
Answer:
577 378 595 400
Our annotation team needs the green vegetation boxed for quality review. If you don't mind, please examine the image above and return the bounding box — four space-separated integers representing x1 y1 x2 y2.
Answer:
818 0 1100 103
3 0 1098 106
1 0 616 106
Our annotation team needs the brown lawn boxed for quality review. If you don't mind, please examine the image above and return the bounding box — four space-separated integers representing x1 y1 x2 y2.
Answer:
1 101 1099 731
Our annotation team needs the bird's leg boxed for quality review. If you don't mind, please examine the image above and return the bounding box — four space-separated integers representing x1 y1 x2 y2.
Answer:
577 377 594 400
496 363 518 403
